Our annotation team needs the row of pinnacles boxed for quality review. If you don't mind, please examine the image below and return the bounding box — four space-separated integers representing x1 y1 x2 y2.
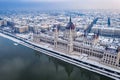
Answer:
53 16 76 53
33 16 120 68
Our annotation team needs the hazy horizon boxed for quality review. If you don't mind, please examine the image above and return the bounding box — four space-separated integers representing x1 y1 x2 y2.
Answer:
0 0 120 10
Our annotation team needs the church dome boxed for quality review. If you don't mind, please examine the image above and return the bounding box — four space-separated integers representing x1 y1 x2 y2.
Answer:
66 17 75 30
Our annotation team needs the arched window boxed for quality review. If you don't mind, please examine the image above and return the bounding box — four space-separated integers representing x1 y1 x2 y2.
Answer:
109 55 111 58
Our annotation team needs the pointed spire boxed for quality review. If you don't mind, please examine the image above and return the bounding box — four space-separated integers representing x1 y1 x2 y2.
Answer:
69 15 71 22
97 29 100 36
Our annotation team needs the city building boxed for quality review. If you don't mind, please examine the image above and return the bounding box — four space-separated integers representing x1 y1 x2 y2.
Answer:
0 20 7 27
33 17 120 68
0 10 120 79
14 25 29 33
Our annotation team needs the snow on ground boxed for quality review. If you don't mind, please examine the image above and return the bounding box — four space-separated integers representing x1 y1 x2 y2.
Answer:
0 32 120 73
16 33 33 40
0 33 21 43
71 54 120 72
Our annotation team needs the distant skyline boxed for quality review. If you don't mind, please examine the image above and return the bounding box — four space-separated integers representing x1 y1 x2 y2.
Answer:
0 0 120 9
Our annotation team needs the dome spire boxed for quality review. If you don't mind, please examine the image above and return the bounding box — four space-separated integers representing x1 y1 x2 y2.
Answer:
69 15 71 22
66 15 75 30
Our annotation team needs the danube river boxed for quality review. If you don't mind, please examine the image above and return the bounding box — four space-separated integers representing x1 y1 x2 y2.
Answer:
0 36 113 80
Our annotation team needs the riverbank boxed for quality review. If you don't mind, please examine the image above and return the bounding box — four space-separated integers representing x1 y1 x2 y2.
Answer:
0 33 21 43
0 31 119 80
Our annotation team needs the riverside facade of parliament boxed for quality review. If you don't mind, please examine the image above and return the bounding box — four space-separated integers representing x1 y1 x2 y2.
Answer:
33 17 120 69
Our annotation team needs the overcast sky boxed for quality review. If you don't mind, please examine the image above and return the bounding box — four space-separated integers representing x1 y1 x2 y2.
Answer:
0 0 120 9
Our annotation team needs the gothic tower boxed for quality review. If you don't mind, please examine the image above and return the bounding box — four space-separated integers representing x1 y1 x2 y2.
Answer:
65 16 75 53
53 25 59 48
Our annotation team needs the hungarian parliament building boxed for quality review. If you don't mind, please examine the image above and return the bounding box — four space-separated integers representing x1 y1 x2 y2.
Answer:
33 17 120 69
